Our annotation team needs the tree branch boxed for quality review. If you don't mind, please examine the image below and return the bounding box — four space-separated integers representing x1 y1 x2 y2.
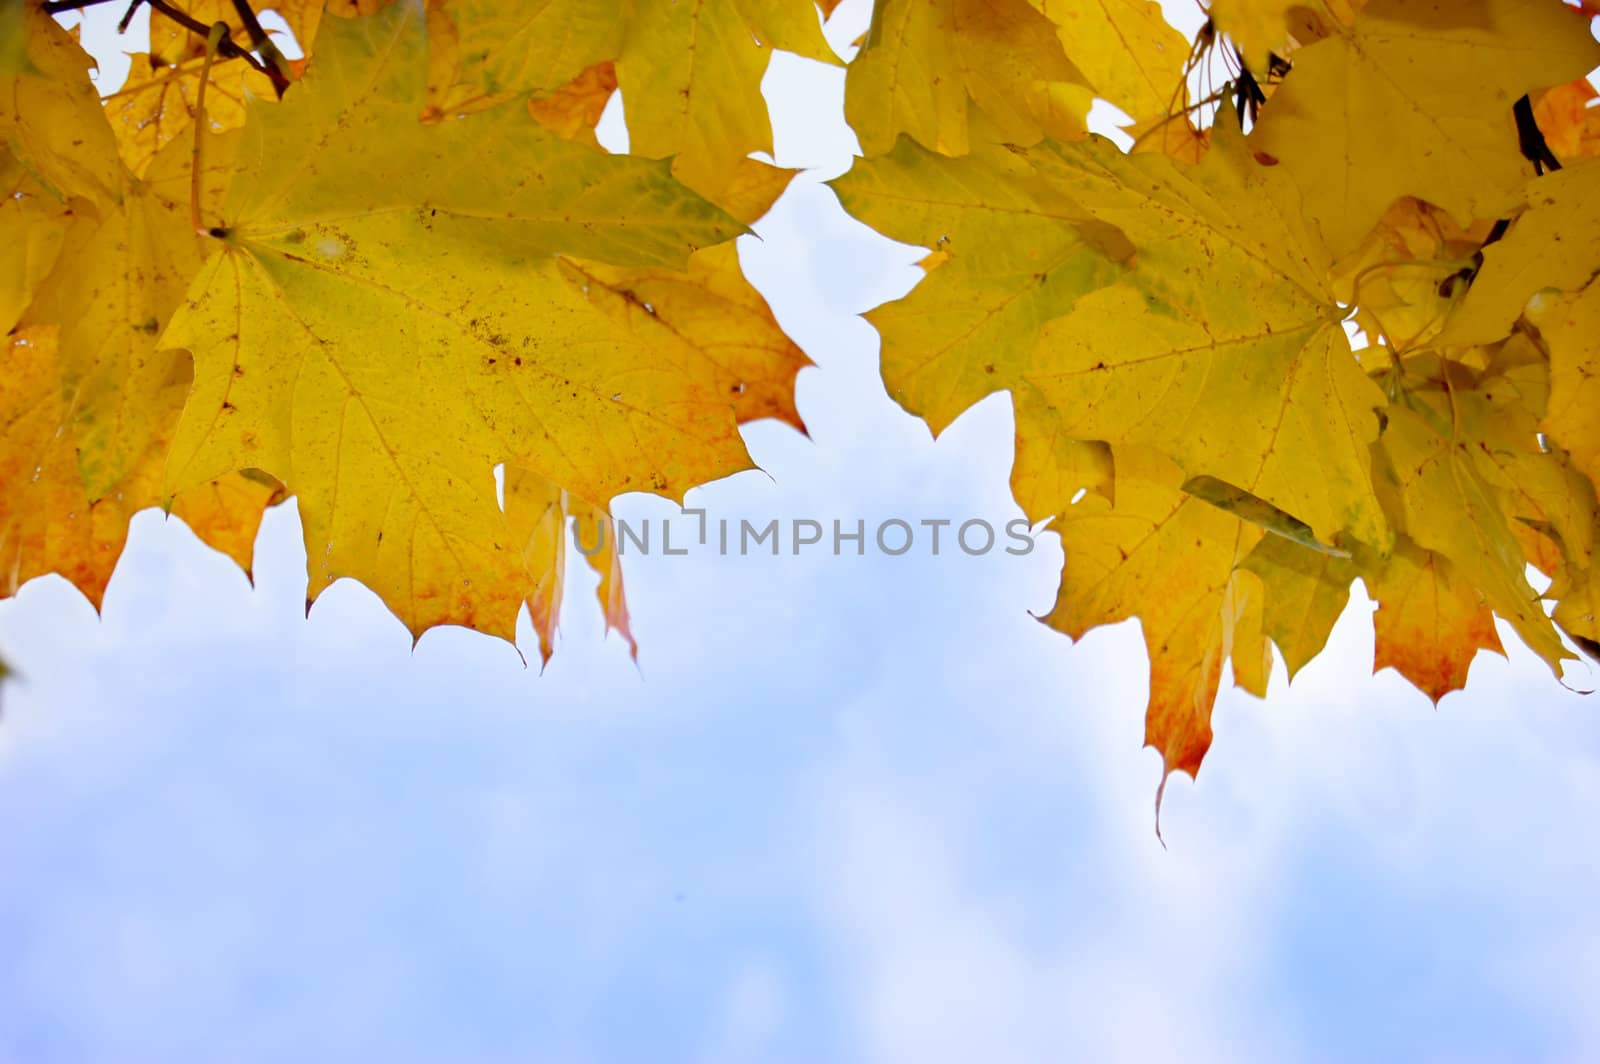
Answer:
40 0 290 97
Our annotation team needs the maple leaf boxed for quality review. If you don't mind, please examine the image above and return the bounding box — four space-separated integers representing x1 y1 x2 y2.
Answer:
0 143 70 334
1 4 123 204
157 2 786 642
104 52 274 177
2 10 279 604
843 0 1092 157
1249 0 1600 257
1367 537 1504 703
1442 159 1600 347
829 139 1121 436
1240 534 1357 682
439 0 839 202
1042 446 1264 781
1373 386 1569 671
1209 0 1299 68
1020 126 1390 551
1031 0 1191 125
1530 279 1600 507
1331 198 1490 354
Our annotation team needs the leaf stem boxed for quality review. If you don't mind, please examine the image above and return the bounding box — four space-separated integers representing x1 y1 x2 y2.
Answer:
1128 88 1227 154
190 20 227 237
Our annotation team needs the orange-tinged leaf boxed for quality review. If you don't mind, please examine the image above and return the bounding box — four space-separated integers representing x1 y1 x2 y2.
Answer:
0 327 272 607
1368 537 1504 703
0 327 138 609
525 60 617 146
503 470 635 666
1043 447 1264 780
1533 78 1600 163
167 469 287 581
1376 396 1569 672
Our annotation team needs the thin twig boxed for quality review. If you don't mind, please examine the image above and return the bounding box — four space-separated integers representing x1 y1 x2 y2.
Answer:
1513 94 1562 175
1127 88 1227 154
146 0 289 95
40 0 124 13
116 0 145 33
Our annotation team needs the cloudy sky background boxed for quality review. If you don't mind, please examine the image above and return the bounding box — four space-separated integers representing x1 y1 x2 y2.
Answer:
3 2 1599 1060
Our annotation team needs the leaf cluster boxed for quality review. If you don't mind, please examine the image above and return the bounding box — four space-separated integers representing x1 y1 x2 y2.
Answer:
5 0 1600 789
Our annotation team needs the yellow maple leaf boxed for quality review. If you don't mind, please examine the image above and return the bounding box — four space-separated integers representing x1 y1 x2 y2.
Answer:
0 143 70 334
103 53 274 177
1031 0 1190 125
1442 158 1600 347
439 0 625 97
1250 0 1600 257
830 138 1121 435
1210 0 1297 69
1530 279 1600 502
160 4 794 643
441 0 838 196
1 4 122 205
622 0 838 191
1021 127 1389 550
845 0 1092 157
1331 198 1488 353
1240 533 1357 681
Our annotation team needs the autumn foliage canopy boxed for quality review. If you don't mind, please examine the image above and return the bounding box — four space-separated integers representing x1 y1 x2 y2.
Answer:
3 0 1600 786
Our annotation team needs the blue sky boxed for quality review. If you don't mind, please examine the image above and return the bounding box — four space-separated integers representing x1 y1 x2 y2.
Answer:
3 2 1599 1060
